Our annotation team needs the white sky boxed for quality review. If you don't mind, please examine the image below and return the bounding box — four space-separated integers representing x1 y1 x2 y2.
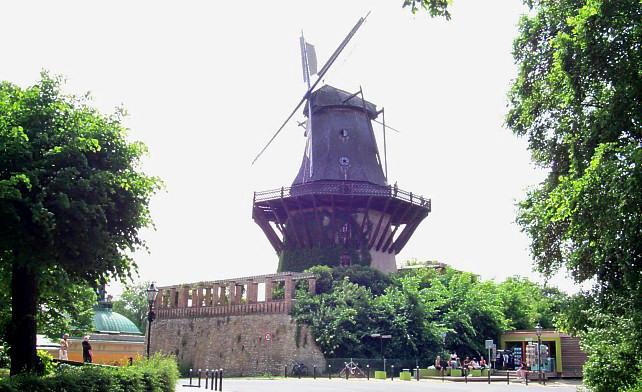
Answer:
1 1 582 295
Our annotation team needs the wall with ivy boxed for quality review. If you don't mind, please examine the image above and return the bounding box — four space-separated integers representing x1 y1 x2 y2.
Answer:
278 209 372 272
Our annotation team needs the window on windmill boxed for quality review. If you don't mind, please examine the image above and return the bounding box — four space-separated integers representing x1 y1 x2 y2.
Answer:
340 156 350 166
340 129 349 138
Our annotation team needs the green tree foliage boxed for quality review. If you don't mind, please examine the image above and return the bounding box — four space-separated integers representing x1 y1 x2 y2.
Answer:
112 281 151 333
293 265 559 361
497 276 567 330
429 269 506 358
506 0 641 390
401 0 452 19
0 73 161 374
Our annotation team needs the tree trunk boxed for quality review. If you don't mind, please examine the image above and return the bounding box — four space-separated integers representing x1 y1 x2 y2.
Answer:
9 261 38 375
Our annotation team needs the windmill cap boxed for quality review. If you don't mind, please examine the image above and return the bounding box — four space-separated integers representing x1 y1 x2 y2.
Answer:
304 85 378 119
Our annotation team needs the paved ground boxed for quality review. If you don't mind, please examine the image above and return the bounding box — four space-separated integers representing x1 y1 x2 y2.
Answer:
175 377 584 392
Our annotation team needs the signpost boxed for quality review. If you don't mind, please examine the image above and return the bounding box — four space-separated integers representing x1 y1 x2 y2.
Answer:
485 340 494 370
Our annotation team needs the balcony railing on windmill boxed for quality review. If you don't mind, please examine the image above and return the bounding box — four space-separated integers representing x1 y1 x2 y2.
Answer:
254 182 430 208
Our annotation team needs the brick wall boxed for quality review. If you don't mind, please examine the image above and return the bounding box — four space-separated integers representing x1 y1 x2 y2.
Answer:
150 312 325 376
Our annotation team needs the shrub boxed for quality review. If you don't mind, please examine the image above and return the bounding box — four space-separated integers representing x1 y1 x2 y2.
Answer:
0 353 178 392
35 350 54 376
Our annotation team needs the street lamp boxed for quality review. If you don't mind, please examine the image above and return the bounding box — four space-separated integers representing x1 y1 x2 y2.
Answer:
535 322 543 383
146 282 159 358
370 333 391 372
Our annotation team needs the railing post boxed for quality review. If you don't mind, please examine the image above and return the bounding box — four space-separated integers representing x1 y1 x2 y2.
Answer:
198 369 202 388
189 368 193 386
219 369 223 391
205 369 209 389
213 370 218 390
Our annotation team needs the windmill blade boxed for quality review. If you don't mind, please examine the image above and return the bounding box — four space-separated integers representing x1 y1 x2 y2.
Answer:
251 11 371 165
251 92 310 166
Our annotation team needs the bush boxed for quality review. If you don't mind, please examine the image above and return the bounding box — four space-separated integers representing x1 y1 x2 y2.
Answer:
35 350 54 376
0 353 178 392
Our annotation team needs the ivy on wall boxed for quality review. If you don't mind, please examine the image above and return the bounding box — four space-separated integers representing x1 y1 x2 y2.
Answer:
278 209 373 272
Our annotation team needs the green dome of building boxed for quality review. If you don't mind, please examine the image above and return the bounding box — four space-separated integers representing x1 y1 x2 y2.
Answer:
93 304 142 335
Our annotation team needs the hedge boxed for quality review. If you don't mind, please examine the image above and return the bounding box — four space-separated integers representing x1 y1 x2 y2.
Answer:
0 354 179 392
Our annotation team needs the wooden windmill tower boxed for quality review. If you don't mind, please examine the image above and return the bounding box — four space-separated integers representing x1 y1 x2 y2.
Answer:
252 14 431 273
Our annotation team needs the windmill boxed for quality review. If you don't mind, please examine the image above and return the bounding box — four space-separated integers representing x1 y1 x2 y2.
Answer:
252 13 431 273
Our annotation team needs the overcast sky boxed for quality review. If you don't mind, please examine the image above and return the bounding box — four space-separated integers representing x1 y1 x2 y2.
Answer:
1 1 581 294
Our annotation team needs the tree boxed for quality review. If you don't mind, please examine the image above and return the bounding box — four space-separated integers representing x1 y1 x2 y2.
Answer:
506 1 641 390
0 73 161 374
0 264 96 352
112 281 152 333
497 276 568 330
401 0 452 19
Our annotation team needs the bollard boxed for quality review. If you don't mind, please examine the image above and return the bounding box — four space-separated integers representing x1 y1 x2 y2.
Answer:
442 369 445 382
507 371 510 385
391 365 394 381
284 365 287 378
367 365 370 380
526 371 529 386
219 369 223 391
543 371 546 385
205 369 209 389
213 370 217 391
299 366 302 380
198 369 202 388
346 365 349 380
189 368 193 386
329 364 331 379
488 368 491 384
465 368 468 383
416 365 420 381
313 365 316 379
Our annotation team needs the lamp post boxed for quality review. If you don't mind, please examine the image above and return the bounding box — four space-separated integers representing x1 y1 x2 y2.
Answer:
371 333 391 372
535 322 542 384
146 282 159 358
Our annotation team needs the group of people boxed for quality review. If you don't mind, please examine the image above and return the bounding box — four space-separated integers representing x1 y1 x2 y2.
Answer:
433 351 488 374
433 350 530 381
58 333 93 363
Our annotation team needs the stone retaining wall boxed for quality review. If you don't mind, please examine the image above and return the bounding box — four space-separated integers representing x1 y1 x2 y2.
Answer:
150 312 325 376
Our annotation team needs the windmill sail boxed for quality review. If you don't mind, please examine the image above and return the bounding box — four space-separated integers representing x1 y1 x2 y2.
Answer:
300 38 317 84
251 12 370 165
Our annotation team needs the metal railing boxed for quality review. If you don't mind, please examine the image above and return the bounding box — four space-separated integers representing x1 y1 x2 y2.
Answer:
254 182 430 209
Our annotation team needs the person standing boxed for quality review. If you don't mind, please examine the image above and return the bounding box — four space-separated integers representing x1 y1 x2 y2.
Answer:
82 335 93 363
450 351 458 368
59 333 69 360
